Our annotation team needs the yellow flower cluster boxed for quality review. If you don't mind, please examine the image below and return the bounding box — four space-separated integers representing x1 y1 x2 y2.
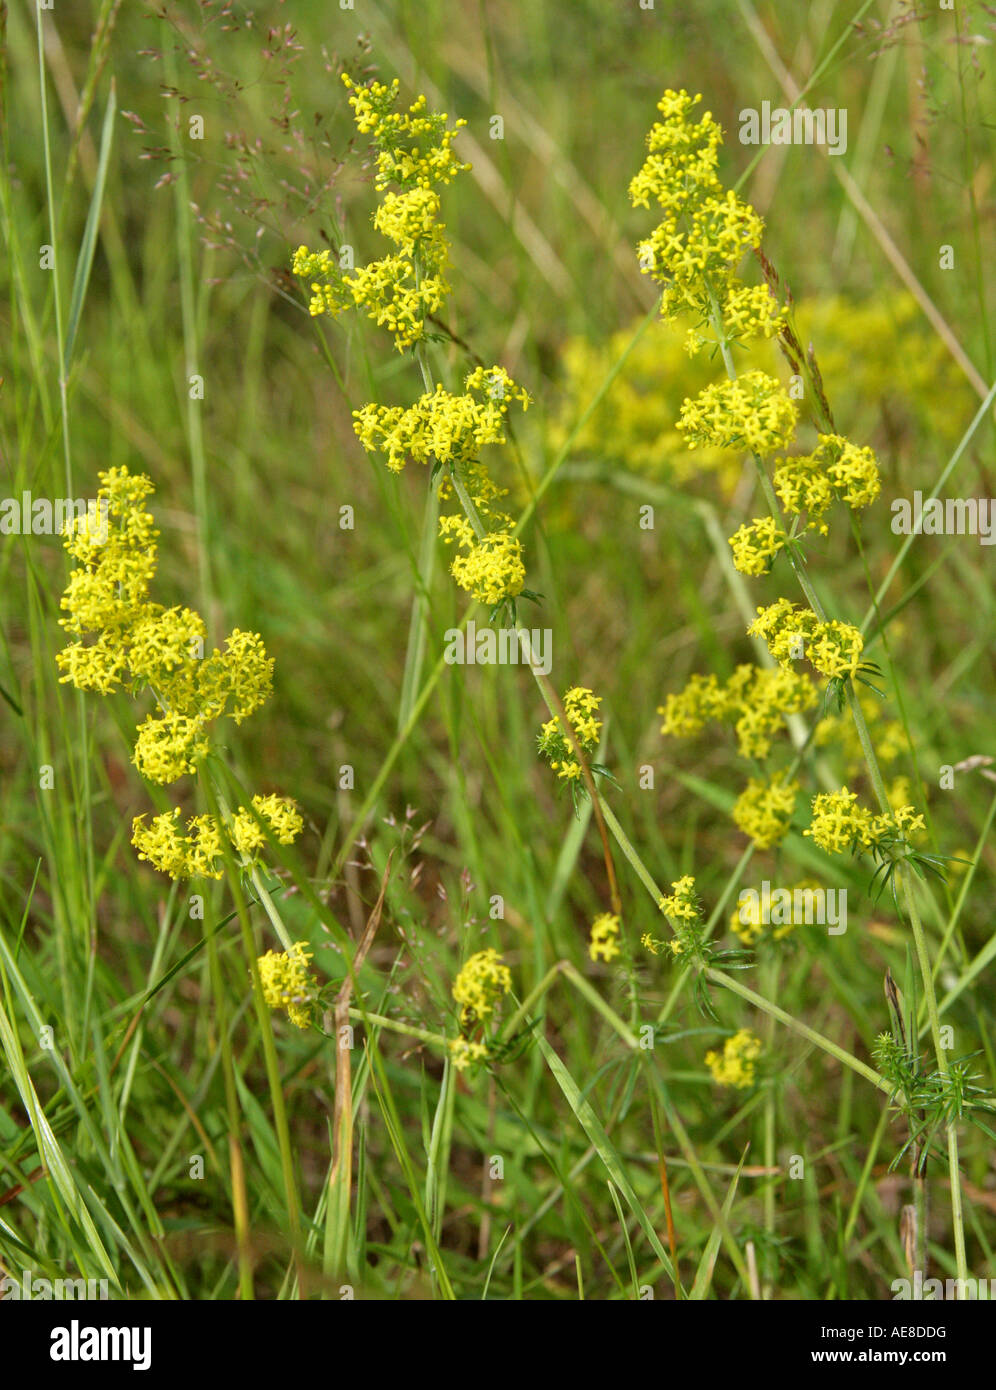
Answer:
774 434 880 535
728 515 789 575
629 90 783 342
658 874 700 921
730 880 822 947
353 366 531 609
342 76 470 191
705 1029 762 1089
448 1037 489 1072
645 877 703 959
677 370 798 456
257 942 317 1030
441 524 526 607
804 788 925 855
353 368 530 474
588 913 622 963
57 468 273 786
815 700 909 775
308 80 530 608
732 772 800 850
640 930 684 959
131 795 303 881
659 663 816 761
748 599 864 681
451 948 512 1028
537 686 603 780
544 291 968 514
291 77 469 353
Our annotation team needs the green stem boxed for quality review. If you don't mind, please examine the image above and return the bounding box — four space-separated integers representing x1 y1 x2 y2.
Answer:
706 967 889 1093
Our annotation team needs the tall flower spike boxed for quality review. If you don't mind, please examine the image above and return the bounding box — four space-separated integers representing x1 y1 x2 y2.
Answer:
291 77 470 353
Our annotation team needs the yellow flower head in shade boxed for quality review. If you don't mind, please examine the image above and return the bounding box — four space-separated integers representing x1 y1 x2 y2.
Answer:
677 370 798 456
451 949 512 1028
588 913 622 963
659 663 817 761
732 772 800 850
257 942 317 1030
448 1037 489 1072
728 515 789 576
748 599 864 681
815 699 909 776
705 1028 762 1089
730 879 823 947
537 686 603 780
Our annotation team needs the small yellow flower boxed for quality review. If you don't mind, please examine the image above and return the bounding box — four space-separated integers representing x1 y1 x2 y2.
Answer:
732 772 799 850
677 371 798 456
748 599 863 681
448 1037 489 1072
804 789 924 857
537 687 604 780
57 467 277 791
658 875 700 922
452 949 512 1028
257 942 317 1029
229 795 305 856
705 1028 762 1088
728 515 789 575
588 912 622 963
132 794 304 882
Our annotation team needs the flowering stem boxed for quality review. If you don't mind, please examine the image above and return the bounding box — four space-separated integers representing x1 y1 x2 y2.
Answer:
397 325 442 731
597 793 887 1094
708 287 968 1283
211 784 297 953
202 777 306 1292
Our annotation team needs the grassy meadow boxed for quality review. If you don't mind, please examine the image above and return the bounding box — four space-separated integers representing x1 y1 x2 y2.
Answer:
1 0 995 1304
